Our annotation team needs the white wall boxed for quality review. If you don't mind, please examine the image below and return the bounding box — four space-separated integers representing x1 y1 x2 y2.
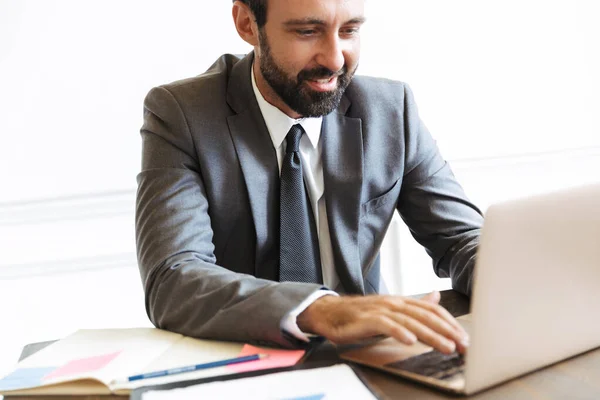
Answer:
1 0 599 375
0 0 248 201
363 1 600 158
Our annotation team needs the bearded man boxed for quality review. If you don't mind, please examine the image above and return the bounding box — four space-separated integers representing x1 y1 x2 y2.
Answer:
135 0 482 354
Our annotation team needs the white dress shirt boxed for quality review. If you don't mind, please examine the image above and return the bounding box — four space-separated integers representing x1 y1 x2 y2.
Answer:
251 66 339 342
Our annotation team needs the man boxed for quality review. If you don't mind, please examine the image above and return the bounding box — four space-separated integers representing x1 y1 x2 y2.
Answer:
136 0 482 354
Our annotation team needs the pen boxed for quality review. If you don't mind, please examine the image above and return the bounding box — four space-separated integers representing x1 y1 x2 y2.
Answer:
124 353 268 382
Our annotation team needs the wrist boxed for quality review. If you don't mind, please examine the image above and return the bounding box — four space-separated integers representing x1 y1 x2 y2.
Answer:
297 294 337 335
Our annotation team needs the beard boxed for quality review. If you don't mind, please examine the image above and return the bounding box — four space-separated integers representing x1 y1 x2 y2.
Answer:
258 30 356 117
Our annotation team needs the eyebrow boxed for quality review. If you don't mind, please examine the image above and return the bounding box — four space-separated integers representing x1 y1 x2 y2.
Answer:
283 17 366 27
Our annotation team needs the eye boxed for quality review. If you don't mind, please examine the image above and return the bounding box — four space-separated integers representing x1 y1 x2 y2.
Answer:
341 27 361 37
296 29 318 37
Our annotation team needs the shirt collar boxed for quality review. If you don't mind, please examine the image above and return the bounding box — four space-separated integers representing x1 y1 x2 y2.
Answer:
251 63 322 150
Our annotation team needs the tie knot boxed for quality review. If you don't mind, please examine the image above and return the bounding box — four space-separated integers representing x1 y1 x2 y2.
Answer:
285 124 304 153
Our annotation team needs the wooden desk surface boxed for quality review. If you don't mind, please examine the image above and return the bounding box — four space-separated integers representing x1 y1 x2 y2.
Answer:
8 290 600 400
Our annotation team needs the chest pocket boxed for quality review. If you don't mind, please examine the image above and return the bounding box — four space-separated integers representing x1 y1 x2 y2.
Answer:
361 178 401 218
358 178 402 278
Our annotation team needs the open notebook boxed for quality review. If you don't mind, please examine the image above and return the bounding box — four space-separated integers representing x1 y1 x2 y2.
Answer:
0 328 305 396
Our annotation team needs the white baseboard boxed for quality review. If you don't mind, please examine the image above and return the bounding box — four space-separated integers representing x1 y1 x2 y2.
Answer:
1 147 598 283
0 190 135 226
0 252 137 280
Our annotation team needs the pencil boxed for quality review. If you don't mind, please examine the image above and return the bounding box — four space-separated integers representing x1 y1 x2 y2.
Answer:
124 353 268 382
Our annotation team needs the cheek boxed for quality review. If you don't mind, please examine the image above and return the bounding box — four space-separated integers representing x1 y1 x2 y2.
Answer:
269 40 309 72
287 45 319 67
280 52 317 77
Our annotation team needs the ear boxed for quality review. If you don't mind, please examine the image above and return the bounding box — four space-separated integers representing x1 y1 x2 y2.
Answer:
232 1 259 46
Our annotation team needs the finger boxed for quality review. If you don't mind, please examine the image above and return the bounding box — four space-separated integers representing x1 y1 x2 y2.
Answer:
388 313 456 354
405 297 459 328
367 315 418 346
404 297 468 340
378 296 469 349
401 303 465 346
420 290 441 304
328 314 417 345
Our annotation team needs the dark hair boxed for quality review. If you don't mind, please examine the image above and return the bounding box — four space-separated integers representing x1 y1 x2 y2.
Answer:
234 0 268 28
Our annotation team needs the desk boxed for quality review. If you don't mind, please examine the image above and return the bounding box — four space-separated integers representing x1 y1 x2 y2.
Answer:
8 290 600 399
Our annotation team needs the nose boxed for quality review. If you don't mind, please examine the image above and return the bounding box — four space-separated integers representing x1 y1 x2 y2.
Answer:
315 34 345 73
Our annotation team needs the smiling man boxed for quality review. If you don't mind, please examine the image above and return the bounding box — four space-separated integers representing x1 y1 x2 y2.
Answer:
136 0 482 354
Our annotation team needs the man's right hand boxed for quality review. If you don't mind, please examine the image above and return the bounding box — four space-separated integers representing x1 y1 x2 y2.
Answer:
296 291 469 354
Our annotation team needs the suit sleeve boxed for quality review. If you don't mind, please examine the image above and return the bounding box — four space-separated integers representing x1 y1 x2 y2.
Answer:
396 84 484 296
135 86 322 348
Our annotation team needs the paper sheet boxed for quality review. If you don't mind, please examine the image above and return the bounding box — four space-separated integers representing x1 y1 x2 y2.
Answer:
0 368 57 391
43 351 122 381
141 364 377 400
227 344 305 373
113 337 244 392
0 328 184 394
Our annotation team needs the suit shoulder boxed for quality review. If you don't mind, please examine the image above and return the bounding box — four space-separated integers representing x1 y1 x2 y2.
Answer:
144 53 244 113
165 54 243 89
351 75 407 88
344 76 418 119
346 75 410 104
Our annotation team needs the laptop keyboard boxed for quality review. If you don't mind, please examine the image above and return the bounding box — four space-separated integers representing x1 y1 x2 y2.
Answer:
385 350 465 381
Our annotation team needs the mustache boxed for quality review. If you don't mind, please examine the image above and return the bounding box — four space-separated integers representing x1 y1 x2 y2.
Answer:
298 66 347 81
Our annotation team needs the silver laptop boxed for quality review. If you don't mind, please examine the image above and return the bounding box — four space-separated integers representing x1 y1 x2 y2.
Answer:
341 183 600 395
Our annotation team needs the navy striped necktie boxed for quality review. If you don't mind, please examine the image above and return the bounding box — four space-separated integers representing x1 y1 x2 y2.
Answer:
279 124 323 284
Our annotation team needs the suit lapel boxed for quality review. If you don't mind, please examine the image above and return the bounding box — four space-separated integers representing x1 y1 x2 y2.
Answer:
226 53 280 280
225 53 365 289
322 101 365 294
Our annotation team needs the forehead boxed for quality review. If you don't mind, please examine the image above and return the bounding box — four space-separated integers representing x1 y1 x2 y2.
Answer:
267 0 365 24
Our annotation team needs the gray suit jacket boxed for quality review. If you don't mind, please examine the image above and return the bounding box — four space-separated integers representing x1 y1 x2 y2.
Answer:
135 52 483 348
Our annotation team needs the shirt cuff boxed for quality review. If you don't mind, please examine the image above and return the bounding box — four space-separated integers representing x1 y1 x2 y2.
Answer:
280 289 339 343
